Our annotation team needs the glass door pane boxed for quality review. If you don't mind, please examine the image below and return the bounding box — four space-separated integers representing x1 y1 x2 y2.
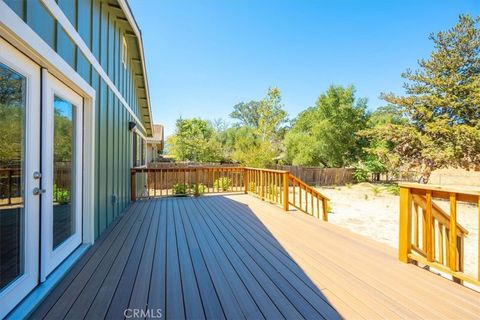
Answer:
53 96 75 249
0 63 25 290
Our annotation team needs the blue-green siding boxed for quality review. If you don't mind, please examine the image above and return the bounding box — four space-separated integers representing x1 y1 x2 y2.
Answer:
5 0 149 238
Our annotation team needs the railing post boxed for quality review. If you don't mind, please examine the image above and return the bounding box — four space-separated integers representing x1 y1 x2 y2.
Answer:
283 172 289 211
399 186 412 263
194 168 199 196
449 192 461 283
131 170 136 202
322 198 328 222
244 168 248 194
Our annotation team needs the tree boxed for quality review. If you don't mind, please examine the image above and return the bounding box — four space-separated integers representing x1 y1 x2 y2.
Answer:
284 85 368 167
357 105 408 177
229 87 288 166
377 15 480 171
230 87 288 142
167 118 222 162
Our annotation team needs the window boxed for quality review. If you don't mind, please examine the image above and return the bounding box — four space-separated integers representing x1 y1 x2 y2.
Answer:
132 132 145 167
122 36 127 69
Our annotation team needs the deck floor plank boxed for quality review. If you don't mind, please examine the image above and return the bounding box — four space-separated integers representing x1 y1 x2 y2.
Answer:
177 198 226 319
84 201 154 319
146 198 168 316
66 200 154 319
184 198 264 319
172 198 206 319
200 196 340 320
194 198 285 319
103 199 157 319
165 198 186 320
30 194 480 320
29 203 134 320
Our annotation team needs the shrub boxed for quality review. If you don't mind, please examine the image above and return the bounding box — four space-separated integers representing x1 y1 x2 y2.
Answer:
386 184 400 196
172 183 189 195
214 177 232 191
353 167 369 183
53 184 70 203
371 186 381 196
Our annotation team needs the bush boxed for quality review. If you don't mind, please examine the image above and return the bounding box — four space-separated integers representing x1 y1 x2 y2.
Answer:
353 167 369 183
386 184 400 196
371 186 381 196
172 183 189 195
248 181 257 192
214 177 232 191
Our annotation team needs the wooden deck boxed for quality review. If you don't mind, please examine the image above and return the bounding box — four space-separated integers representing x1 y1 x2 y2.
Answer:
31 194 480 320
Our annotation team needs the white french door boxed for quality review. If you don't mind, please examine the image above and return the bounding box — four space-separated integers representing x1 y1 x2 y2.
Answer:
0 37 83 317
40 72 83 280
0 37 41 319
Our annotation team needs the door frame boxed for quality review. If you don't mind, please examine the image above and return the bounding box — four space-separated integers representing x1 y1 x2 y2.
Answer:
40 71 84 280
0 36 41 320
0 1 96 246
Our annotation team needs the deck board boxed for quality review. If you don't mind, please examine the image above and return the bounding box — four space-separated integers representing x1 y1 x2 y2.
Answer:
31 194 480 320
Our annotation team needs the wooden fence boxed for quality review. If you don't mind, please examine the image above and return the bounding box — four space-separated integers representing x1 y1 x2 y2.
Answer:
131 166 330 221
270 165 354 186
399 183 480 287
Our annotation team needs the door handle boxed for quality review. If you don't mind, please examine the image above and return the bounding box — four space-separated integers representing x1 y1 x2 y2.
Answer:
33 187 46 195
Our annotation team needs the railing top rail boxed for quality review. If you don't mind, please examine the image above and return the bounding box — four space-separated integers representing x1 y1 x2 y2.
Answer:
289 173 330 201
131 166 245 172
244 167 289 174
399 183 480 203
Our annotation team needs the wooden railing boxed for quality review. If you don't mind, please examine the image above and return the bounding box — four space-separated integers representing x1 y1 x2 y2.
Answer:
399 183 480 287
131 166 329 220
131 167 245 199
288 174 329 221
0 168 21 206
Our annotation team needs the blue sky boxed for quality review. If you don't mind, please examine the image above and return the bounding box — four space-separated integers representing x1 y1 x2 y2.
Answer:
129 0 480 136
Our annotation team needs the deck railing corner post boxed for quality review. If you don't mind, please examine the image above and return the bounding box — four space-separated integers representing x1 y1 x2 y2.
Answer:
399 186 412 263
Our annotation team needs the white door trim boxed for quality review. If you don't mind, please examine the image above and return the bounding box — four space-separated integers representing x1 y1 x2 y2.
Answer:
0 1 96 246
0 36 40 320
40 71 84 281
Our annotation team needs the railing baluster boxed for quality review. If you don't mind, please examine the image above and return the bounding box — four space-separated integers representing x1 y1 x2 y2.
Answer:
426 191 433 262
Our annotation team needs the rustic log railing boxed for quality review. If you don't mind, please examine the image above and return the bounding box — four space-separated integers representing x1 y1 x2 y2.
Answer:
399 183 480 287
131 166 329 220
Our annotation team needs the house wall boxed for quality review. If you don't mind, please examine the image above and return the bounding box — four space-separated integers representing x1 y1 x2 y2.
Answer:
3 0 150 238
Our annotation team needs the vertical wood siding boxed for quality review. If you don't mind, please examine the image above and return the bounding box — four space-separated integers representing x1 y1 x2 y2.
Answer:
4 0 149 238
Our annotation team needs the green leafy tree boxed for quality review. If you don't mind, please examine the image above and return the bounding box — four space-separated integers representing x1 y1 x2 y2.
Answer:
375 15 480 171
167 118 222 162
229 87 288 166
285 85 368 167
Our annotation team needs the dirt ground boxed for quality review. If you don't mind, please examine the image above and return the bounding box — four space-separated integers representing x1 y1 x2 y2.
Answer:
316 183 479 280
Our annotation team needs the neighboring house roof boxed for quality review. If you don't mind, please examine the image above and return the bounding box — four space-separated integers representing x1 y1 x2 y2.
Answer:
118 0 154 137
147 124 164 144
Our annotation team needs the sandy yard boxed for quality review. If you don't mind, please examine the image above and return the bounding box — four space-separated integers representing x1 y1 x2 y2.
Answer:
316 183 479 280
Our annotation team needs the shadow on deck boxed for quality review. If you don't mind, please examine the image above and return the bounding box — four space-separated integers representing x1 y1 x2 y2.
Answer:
31 194 479 319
